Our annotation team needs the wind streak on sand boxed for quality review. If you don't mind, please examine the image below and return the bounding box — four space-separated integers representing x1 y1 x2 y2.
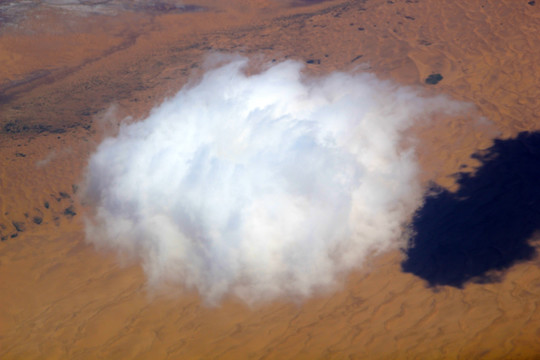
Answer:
83 57 466 304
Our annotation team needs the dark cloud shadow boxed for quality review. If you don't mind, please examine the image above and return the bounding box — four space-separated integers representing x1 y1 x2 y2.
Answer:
402 131 540 287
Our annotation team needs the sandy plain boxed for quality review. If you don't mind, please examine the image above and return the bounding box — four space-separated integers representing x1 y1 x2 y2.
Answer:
1 0 540 358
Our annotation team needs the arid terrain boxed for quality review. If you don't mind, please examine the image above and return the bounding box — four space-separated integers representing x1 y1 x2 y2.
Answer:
1 0 540 358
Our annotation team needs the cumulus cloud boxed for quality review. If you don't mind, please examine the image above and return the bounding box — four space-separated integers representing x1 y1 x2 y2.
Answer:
83 57 466 304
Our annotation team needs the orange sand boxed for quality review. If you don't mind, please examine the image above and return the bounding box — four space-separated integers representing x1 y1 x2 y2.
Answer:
1 0 540 358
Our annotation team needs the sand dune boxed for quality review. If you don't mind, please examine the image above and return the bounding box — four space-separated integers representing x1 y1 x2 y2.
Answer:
1 0 540 358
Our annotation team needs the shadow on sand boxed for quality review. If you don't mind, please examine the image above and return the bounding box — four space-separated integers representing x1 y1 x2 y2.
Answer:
402 131 540 287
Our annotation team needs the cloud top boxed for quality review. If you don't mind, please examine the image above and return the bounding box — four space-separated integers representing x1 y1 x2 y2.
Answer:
84 58 464 304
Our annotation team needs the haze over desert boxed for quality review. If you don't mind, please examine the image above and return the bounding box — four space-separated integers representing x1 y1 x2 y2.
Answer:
1 0 540 359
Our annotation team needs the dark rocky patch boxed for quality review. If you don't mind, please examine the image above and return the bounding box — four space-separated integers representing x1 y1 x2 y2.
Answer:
306 59 321 64
44 201 50 209
12 221 25 232
15 152 26 157
425 73 443 85
64 206 77 217
528 1 535 5
3 122 67 135
10 233 18 239
351 55 363 63
358 27 365 31
4 123 19 134
59 192 71 200
135 3 205 14
292 0 332 6
33 217 43 225
402 131 540 287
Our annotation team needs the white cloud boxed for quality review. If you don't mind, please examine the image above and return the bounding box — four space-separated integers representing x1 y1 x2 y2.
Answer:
83 57 467 305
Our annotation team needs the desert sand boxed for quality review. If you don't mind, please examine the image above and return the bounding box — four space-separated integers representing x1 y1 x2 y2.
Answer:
1 0 540 358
